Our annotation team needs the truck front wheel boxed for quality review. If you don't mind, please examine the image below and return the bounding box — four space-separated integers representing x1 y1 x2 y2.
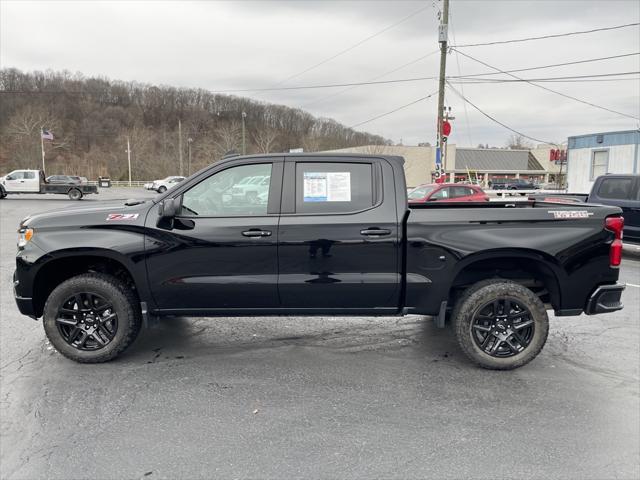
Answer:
452 280 549 370
68 188 83 200
43 273 142 363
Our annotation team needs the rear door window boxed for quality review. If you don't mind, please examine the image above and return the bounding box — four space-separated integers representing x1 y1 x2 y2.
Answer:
431 188 450 200
295 162 374 214
451 186 474 198
597 178 632 200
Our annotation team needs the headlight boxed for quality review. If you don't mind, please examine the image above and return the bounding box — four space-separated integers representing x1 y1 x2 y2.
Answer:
17 227 34 248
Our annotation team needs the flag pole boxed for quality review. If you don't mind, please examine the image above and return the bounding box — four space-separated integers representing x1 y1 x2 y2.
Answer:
40 127 46 174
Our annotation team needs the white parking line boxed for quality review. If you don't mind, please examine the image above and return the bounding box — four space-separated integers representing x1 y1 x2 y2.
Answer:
626 283 640 288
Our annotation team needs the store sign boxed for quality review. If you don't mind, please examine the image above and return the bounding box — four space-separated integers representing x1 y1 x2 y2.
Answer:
549 149 567 164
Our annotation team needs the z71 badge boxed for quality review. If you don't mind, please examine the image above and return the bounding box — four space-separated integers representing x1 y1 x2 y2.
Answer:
106 213 139 221
548 210 593 219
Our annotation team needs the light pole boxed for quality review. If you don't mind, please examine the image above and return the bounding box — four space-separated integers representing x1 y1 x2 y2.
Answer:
241 111 247 155
126 136 132 187
187 137 193 176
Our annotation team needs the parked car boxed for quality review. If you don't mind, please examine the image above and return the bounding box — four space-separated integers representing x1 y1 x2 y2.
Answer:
489 178 539 190
230 174 270 203
46 175 81 184
14 154 625 370
408 183 489 203
1 170 97 200
532 174 639 244
148 176 185 193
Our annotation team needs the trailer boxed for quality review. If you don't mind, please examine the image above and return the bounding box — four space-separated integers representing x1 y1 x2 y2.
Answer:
0 170 98 200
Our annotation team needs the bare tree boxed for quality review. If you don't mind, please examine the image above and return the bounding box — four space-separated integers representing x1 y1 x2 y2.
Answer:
213 121 241 158
252 127 279 154
506 134 533 150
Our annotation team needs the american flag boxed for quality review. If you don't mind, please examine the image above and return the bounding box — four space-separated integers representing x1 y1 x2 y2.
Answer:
41 129 54 141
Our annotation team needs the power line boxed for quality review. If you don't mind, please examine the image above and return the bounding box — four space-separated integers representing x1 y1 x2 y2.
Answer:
446 82 555 145
2 70 637 97
265 4 430 89
452 22 640 48
451 48 640 121
450 77 640 84
449 71 640 83
300 48 440 109
453 52 640 78
350 90 439 129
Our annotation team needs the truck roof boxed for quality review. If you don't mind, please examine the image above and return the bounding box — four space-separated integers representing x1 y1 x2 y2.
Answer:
218 152 406 170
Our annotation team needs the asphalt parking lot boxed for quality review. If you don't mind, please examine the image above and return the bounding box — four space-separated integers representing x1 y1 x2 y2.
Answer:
1 189 639 480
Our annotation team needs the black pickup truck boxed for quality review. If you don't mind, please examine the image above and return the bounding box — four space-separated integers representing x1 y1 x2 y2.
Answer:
14 154 626 369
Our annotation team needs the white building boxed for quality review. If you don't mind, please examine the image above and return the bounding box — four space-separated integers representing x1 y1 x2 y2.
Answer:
566 130 640 193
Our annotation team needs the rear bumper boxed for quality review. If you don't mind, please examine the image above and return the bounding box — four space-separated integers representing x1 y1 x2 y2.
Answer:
585 283 625 315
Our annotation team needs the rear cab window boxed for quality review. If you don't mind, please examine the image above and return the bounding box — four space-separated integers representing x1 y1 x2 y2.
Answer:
597 177 633 200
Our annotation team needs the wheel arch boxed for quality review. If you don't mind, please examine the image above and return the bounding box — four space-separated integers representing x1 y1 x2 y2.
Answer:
32 251 143 318
448 249 564 311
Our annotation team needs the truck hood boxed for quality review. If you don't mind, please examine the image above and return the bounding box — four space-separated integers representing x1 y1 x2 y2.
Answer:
21 199 151 228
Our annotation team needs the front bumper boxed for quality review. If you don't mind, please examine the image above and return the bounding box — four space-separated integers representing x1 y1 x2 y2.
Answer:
585 283 625 315
13 271 37 319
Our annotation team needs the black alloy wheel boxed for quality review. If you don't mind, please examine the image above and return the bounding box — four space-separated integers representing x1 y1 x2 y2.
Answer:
452 279 549 370
55 292 118 351
471 297 534 358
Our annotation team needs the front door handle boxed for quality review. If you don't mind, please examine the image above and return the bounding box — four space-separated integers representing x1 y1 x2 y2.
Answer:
360 228 391 237
242 229 272 237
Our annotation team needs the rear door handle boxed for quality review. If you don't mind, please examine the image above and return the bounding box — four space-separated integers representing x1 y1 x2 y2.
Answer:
242 229 272 237
360 228 391 237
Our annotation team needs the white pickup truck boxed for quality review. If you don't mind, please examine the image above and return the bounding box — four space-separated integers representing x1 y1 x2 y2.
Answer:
0 170 98 200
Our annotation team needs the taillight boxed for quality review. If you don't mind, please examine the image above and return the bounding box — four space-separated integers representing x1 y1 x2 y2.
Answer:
605 216 624 267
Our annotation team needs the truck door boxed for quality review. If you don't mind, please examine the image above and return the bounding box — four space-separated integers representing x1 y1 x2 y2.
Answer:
277 157 401 312
4 171 38 192
144 159 283 312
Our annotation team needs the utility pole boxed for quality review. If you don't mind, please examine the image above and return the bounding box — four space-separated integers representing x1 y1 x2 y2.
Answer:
241 111 247 155
178 119 184 176
126 136 132 187
187 137 193 176
435 0 450 182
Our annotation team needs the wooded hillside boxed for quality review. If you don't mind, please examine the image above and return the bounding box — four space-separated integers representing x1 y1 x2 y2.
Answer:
0 69 388 180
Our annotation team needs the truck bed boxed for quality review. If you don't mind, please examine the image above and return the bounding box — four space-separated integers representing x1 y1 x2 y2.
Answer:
404 199 620 316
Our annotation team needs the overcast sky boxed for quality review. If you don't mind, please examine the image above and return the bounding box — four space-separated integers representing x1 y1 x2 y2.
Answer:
1 0 639 147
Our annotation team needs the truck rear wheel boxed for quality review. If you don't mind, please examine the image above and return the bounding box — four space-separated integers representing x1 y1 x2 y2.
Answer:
43 273 142 363
68 188 83 200
452 280 549 370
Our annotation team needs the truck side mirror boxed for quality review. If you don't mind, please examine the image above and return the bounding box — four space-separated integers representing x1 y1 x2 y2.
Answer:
5 175 13 180
157 196 181 229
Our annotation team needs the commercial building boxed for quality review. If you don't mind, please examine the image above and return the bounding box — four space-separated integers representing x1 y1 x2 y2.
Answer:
324 144 562 188
566 130 640 193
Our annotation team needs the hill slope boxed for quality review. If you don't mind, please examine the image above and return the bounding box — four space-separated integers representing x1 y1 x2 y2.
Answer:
0 68 388 180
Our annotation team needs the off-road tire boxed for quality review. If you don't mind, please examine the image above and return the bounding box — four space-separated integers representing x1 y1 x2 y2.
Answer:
43 273 142 363
68 188 83 200
452 279 549 370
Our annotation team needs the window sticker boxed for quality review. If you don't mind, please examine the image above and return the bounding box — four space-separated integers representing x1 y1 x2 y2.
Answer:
303 172 328 202
327 172 351 202
303 172 351 202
